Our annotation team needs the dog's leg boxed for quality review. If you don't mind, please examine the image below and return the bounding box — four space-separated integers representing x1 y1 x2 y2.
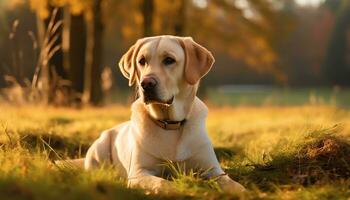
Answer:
187 143 245 194
85 130 115 169
216 174 245 194
128 173 173 194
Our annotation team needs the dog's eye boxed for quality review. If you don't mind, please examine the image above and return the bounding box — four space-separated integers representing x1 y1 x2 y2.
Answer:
163 57 176 65
138 57 146 66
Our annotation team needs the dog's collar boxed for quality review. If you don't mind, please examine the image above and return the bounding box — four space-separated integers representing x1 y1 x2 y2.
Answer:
148 114 186 130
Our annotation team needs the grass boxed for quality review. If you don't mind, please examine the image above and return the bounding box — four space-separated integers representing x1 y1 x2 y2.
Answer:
207 87 350 107
0 101 350 199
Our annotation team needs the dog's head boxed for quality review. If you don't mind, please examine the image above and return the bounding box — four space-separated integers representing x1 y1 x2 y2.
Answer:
119 35 214 105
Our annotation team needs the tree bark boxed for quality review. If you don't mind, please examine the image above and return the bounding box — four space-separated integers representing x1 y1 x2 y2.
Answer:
174 0 186 36
69 13 86 98
83 0 104 105
142 0 154 36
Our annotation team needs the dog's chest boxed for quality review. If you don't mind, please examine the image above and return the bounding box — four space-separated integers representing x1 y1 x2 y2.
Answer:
138 127 197 162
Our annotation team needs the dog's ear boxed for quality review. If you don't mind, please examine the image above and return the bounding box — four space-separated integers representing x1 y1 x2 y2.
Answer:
118 39 145 86
180 37 215 85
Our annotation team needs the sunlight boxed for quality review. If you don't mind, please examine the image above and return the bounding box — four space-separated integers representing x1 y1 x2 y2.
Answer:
234 0 255 19
295 0 325 6
192 0 208 9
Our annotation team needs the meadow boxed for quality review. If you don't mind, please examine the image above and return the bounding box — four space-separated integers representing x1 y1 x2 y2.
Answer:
0 89 350 199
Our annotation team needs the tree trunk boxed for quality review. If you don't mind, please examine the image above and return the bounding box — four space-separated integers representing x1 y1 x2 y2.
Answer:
142 0 154 36
174 0 186 36
324 0 350 86
83 0 104 105
69 13 87 101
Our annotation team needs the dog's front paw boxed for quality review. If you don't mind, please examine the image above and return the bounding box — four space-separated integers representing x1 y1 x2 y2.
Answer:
217 175 246 194
152 179 174 194
128 176 175 194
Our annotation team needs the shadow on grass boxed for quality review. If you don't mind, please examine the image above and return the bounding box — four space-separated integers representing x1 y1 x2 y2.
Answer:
48 117 73 126
20 133 91 160
214 146 244 162
0 170 210 200
0 177 158 200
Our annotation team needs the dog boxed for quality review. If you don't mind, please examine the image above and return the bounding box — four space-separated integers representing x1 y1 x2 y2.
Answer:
64 35 245 194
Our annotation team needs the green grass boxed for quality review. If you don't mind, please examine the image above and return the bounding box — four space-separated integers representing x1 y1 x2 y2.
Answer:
1 101 350 199
207 87 350 107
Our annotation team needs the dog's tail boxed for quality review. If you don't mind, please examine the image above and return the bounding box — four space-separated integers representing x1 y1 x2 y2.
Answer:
54 158 85 169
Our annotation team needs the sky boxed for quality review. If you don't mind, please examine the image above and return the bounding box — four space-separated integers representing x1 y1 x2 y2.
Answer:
295 0 325 6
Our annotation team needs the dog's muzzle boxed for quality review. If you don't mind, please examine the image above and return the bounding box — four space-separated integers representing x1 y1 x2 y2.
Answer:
141 77 174 105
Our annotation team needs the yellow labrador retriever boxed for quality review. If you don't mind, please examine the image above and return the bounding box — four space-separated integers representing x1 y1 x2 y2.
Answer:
79 35 244 193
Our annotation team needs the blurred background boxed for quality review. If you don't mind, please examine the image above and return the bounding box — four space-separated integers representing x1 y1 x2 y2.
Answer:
0 0 349 106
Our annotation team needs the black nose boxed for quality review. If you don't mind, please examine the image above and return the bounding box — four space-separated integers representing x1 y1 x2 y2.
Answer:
141 77 157 91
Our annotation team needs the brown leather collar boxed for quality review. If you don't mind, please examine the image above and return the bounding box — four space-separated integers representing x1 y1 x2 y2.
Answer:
149 115 186 130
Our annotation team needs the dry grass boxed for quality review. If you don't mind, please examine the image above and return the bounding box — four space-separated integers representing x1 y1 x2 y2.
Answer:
0 103 350 199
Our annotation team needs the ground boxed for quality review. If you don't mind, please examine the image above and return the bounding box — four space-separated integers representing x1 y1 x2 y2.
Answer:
1 90 350 199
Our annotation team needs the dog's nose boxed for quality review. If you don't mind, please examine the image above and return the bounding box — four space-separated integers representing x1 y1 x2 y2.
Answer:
141 77 157 91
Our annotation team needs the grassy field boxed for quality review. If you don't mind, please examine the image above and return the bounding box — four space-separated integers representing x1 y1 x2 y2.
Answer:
207 87 350 107
1 97 350 199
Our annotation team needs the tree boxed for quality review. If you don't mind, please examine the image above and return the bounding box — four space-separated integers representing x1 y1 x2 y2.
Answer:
141 0 154 36
324 0 350 86
83 0 104 105
147 0 294 83
68 11 86 102
275 2 335 86
29 0 105 105
174 0 186 36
